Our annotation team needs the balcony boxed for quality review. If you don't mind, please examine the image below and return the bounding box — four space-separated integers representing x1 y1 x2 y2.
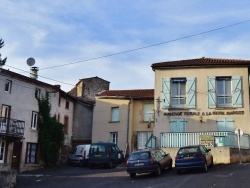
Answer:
0 117 25 138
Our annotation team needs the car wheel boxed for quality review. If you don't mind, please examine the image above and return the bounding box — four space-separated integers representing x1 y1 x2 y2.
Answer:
130 173 136 178
156 165 161 176
168 160 173 170
176 170 181 175
80 160 83 167
109 160 113 169
202 162 208 173
210 159 214 167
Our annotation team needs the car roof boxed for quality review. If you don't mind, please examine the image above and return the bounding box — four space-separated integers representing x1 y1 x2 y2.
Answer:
132 148 159 153
179 145 201 149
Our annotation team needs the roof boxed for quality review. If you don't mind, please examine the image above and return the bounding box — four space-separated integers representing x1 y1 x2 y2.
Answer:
151 57 250 70
96 89 154 99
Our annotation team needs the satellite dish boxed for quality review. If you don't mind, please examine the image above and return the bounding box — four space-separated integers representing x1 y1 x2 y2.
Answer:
26 57 35 66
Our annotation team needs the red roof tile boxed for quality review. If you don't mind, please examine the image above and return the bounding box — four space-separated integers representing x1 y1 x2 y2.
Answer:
96 89 154 99
151 57 250 70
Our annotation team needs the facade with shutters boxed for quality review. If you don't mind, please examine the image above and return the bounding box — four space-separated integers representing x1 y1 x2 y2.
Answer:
151 57 250 148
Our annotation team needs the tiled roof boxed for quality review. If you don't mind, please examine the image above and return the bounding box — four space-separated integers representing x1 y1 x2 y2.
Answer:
96 89 154 99
151 57 250 70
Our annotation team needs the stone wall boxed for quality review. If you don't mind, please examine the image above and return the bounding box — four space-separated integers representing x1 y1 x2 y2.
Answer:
0 170 16 188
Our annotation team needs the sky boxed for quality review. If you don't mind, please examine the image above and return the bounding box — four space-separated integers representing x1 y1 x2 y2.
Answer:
1 0 250 92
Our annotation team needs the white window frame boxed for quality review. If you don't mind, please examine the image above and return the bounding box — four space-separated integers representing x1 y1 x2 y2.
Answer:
137 132 152 149
171 78 186 108
26 142 38 164
111 107 119 122
4 79 12 93
31 111 38 130
110 132 118 144
0 140 6 163
143 104 154 122
35 88 41 99
216 77 232 107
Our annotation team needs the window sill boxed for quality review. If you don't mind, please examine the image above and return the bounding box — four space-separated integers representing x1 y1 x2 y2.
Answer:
109 121 120 123
214 107 237 110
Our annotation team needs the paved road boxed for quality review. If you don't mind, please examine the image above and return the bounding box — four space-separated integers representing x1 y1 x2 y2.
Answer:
16 163 250 188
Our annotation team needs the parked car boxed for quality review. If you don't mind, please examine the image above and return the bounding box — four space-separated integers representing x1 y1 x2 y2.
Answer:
88 142 124 168
126 148 172 178
175 145 214 174
68 144 91 167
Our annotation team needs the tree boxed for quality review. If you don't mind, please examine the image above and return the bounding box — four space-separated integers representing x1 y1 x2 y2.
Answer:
0 38 7 67
38 95 65 166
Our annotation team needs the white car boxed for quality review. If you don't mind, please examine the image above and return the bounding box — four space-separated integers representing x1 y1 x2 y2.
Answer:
68 144 91 167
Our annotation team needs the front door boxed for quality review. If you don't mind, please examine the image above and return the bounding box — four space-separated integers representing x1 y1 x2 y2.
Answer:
11 142 22 171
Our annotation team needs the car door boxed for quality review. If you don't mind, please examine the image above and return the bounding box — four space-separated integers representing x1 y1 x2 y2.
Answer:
158 149 170 169
200 145 212 165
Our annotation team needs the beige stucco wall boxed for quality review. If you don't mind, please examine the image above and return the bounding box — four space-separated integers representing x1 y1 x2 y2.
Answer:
154 67 250 147
92 98 154 154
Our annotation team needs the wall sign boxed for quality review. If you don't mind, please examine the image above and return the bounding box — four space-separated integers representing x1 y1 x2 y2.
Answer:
164 111 244 116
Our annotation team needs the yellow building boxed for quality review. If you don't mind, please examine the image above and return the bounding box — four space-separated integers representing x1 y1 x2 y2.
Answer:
92 89 154 155
152 57 250 148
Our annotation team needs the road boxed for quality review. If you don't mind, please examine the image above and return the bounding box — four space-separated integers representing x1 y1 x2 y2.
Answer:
16 163 250 188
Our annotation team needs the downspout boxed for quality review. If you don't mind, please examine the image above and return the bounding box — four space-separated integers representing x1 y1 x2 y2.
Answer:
126 97 132 157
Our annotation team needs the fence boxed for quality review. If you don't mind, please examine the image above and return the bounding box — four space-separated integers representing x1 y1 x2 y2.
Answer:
160 131 250 149
0 117 25 138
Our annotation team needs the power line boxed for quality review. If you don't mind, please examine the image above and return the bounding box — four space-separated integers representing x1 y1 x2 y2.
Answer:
38 19 250 70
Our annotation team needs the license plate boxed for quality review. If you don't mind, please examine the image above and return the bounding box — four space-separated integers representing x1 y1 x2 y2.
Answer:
184 156 193 159
135 163 144 166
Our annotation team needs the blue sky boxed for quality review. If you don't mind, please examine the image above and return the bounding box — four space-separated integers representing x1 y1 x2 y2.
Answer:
1 1 250 92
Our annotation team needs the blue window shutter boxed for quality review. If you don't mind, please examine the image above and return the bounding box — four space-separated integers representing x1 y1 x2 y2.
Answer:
208 76 216 108
186 77 196 108
232 76 242 108
162 78 170 109
226 118 234 132
217 118 226 131
170 119 186 132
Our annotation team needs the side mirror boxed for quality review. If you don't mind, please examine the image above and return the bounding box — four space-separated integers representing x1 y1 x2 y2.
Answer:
207 149 211 152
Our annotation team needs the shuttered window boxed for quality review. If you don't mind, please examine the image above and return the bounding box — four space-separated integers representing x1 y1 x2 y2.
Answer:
217 118 234 132
170 118 187 132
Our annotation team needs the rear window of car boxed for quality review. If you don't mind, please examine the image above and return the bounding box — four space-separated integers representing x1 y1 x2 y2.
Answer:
90 145 106 153
129 152 150 160
178 147 199 154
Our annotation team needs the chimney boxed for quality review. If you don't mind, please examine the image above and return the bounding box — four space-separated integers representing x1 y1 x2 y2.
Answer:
30 67 39 79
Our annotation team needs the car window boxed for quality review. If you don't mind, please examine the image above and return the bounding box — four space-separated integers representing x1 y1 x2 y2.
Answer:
200 145 207 153
178 147 198 154
129 152 149 160
158 149 166 156
90 145 105 153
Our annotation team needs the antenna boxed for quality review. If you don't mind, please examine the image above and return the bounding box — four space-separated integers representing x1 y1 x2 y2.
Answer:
26 57 35 66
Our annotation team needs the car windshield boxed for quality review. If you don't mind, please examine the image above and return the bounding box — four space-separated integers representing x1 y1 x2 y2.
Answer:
178 147 199 154
129 152 149 160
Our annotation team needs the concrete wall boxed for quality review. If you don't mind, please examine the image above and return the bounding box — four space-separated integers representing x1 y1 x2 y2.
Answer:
161 147 250 167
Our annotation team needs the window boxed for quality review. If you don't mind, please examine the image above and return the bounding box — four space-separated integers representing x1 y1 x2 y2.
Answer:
110 132 118 144
170 118 187 132
137 132 152 149
111 107 119 122
143 104 154 122
64 116 69 134
26 143 38 164
0 140 6 163
217 118 234 132
31 112 38 130
65 101 69 109
162 77 196 109
208 76 242 108
58 97 61 107
35 88 41 99
57 114 60 122
4 80 12 93
1 105 10 123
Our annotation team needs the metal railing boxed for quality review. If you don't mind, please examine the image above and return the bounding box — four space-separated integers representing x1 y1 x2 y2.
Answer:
160 131 250 149
0 117 25 138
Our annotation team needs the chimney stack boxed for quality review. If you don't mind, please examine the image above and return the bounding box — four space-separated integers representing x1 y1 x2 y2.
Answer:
30 67 39 79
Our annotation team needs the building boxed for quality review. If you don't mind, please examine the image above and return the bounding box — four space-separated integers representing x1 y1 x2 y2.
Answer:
0 68 74 174
92 89 154 155
151 57 250 148
69 77 110 147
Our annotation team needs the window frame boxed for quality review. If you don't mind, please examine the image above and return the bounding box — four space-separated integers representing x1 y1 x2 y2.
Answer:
110 132 118 144
35 88 41 100
31 111 38 130
0 140 6 163
171 78 187 108
25 142 38 164
143 104 154 122
64 115 69 134
65 101 69 109
216 77 232 108
111 107 119 122
4 79 12 93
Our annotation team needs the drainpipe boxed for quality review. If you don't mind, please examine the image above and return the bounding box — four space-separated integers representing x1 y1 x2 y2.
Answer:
126 97 132 157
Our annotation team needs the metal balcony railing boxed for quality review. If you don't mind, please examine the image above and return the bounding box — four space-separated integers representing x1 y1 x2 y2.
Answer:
160 131 250 149
0 117 25 138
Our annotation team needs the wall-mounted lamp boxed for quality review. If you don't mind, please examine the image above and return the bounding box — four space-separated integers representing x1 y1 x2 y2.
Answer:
199 116 203 123
147 122 151 128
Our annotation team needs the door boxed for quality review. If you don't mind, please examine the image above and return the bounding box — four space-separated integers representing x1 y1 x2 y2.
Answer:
11 142 22 171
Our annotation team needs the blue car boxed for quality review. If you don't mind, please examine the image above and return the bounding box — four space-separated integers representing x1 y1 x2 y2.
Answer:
175 145 213 174
126 148 172 178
